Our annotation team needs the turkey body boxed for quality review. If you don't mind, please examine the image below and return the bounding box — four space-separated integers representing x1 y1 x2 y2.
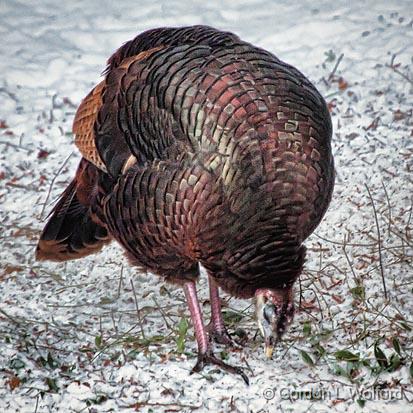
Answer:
37 26 334 381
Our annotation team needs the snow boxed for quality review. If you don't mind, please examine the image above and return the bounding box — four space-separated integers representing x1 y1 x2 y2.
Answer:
0 0 412 412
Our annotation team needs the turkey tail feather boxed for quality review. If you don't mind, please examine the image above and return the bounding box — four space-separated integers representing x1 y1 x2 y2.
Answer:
36 159 110 262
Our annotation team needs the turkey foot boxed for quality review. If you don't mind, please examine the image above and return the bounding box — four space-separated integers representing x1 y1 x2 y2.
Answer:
184 280 249 384
191 349 249 385
206 322 236 346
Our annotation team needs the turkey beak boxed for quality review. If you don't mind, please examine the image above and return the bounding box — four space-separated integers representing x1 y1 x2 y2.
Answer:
262 317 278 359
265 336 276 359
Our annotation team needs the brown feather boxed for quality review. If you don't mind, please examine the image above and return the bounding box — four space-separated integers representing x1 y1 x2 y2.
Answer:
73 81 106 171
117 46 164 71
73 47 163 175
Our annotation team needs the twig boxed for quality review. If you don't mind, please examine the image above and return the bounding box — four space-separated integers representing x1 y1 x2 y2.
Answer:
91 321 142 362
33 393 40 413
342 242 359 284
298 275 303 309
314 233 376 247
5 182 38 191
130 279 146 339
130 401 200 411
0 308 26 326
110 310 120 334
39 152 73 220
406 198 413 240
381 180 392 235
382 217 413 248
386 62 413 85
365 184 387 300
241 355 254 375
328 53 344 82
116 265 124 299
324 91 341 99
0 87 18 102
151 296 173 329
99 315 104 343
0 141 31 152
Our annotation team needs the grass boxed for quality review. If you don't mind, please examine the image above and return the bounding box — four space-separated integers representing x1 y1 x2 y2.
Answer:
288 183 413 405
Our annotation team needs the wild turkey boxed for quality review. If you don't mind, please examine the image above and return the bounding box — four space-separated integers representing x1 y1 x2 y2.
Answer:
36 25 334 383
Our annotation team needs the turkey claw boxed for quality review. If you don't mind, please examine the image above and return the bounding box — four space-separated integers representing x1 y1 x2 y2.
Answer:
190 350 249 385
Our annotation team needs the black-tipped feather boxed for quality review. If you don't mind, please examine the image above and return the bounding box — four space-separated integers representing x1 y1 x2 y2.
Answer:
36 161 110 261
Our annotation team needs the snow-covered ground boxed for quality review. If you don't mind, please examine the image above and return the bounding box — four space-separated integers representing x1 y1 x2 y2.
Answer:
1 1 412 412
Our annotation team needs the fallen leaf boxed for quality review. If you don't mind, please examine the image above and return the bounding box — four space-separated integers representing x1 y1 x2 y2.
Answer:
338 77 348 90
327 100 337 112
63 97 76 107
37 149 50 159
332 294 345 304
300 298 320 311
39 174 47 185
393 109 408 121
8 375 21 391
3 265 24 275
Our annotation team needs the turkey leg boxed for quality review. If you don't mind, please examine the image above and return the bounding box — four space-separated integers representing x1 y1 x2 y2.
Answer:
207 275 234 346
183 281 249 385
